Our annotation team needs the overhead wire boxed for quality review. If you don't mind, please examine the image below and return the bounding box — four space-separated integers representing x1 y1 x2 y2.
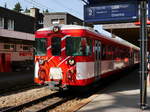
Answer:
53 0 81 14
23 0 56 12
30 0 56 12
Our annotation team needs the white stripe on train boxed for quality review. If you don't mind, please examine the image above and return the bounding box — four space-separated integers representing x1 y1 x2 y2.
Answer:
57 56 71 67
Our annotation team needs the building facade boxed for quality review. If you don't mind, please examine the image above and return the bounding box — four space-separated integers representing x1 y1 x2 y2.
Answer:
43 12 93 28
24 8 44 30
0 6 35 72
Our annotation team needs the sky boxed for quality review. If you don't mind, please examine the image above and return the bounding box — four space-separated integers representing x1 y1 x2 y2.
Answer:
0 0 85 19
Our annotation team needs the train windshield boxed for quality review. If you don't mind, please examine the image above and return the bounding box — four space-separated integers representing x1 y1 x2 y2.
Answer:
35 38 47 56
66 37 92 56
51 37 61 56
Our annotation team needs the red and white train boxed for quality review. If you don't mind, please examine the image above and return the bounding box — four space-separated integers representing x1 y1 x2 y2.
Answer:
34 25 139 90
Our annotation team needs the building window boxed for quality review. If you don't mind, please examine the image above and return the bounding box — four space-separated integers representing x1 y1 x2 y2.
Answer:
7 19 14 30
16 44 33 51
0 17 4 28
52 19 59 24
59 19 65 24
23 45 30 51
51 18 64 25
38 20 43 25
4 43 15 51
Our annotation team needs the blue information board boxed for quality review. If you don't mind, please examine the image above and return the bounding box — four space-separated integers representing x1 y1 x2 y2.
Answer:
148 0 150 20
84 0 139 24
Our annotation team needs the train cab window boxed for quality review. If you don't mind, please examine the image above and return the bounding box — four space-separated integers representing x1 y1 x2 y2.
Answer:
51 37 61 56
66 37 92 56
35 38 47 56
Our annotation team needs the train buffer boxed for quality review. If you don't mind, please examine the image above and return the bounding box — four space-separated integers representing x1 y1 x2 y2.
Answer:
77 69 150 112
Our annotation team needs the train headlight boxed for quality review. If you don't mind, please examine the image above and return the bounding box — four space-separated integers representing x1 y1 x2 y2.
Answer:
39 59 44 65
68 59 75 66
53 26 60 33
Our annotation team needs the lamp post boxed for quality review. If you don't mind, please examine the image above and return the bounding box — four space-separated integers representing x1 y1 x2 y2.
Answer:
139 0 148 109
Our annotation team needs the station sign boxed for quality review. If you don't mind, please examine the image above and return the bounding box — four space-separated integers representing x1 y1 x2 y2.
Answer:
148 0 150 20
84 0 139 24
88 0 112 4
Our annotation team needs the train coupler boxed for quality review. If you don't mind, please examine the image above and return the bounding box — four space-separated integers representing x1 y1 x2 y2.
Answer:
46 81 62 91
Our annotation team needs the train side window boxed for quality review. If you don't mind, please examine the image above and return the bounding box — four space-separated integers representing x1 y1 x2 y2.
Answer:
112 47 115 60
51 37 61 56
85 38 92 56
35 38 47 56
81 38 92 56
66 37 92 56
106 46 112 60
102 44 105 60
114 47 119 59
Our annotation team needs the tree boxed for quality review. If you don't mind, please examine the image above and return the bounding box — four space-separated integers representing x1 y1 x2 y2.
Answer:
13 2 23 12
43 9 49 14
24 8 30 13
45 9 49 13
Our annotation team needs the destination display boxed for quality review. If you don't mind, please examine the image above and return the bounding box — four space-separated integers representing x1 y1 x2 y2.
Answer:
84 0 139 24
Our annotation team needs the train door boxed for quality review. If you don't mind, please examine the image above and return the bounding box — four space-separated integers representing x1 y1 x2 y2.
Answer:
94 40 101 79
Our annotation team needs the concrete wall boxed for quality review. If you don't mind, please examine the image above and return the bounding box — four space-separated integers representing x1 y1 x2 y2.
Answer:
44 13 66 27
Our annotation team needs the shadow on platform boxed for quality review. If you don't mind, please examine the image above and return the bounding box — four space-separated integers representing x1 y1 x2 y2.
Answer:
78 69 150 112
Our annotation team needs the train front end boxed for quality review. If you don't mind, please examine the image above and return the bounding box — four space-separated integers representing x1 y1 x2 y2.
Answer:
34 25 85 90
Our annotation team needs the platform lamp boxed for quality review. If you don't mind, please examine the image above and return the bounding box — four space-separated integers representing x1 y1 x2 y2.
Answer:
139 0 148 110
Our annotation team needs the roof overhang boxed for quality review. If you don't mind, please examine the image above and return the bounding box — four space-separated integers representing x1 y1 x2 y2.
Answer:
0 29 35 41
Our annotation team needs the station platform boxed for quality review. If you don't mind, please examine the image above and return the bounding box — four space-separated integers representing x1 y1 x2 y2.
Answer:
77 69 150 112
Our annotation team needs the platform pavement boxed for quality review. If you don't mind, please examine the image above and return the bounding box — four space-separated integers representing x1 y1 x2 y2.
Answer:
77 69 150 112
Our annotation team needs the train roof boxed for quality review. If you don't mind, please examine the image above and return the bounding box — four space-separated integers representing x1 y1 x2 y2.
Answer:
37 25 140 51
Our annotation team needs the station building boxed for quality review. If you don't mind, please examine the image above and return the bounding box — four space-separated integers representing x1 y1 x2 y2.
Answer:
0 6 36 72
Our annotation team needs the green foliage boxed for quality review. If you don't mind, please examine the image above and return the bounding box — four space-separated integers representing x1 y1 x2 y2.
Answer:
25 8 30 13
13 2 23 12
43 9 49 14
45 9 49 13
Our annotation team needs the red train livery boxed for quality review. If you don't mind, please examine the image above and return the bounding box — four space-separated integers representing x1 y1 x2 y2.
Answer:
34 25 139 90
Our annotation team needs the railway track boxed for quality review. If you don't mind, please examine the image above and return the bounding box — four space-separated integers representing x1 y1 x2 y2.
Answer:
0 69 137 112
1 90 74 112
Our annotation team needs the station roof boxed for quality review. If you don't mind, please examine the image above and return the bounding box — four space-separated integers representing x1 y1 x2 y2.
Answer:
102 23 140 46
103 23 150 47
